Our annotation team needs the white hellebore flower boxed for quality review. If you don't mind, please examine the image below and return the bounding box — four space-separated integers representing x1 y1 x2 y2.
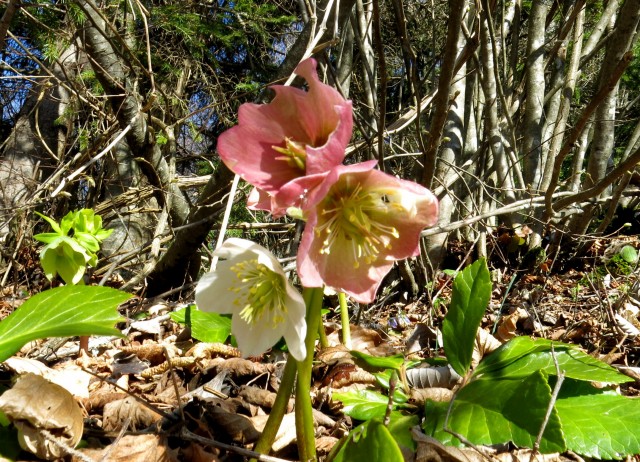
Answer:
195 238 307 361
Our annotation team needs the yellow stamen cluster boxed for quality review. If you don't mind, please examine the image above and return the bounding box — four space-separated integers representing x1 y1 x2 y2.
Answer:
273 138 307 172
229 259 287 326
314 178 404 268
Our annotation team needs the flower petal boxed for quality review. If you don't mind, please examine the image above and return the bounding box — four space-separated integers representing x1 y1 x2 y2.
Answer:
196 238 308 360
297 164 439 303
216 58 352 194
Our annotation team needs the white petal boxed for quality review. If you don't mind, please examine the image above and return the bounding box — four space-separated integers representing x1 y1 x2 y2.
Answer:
232 315 284 358
214 238 264 260
194 268 236 314
282 286 307 361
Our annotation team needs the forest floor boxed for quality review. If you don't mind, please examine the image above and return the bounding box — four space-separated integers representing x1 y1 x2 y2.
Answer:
1 232 640 462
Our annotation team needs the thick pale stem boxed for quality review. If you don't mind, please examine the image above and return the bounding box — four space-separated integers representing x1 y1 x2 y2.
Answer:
251 356 298 458
338 292 351 349
295 286 323 462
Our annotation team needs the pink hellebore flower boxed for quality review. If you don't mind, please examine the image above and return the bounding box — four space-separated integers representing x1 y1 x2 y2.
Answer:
294 161 439 304
217 58 353 199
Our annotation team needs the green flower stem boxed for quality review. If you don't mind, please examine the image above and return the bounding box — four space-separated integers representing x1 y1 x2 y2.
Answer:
338 292 351 349
318 316 329 349
251 355 298 459
296 286 323 462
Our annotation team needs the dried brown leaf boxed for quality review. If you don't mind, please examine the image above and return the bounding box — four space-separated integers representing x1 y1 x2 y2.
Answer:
493 449 563 462
316 435 340 456
238 385 294 412
250 412 298 451
495 308 530 342
82 391 129 412
102 396 163 432
204 405 261 444
0 373 84 460
2 357 91 398
180 443 222 462
210 357 274 377
471 328 503 369
409 387 454 407
412 427 487 462
76 434 178 462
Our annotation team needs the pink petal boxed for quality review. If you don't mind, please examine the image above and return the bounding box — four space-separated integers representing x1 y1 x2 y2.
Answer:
216 58 352 195
296 163 439 303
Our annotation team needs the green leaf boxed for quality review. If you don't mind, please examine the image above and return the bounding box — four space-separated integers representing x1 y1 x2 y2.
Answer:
0 424 21 460
387 412 419 452
39 236 90 284
0 286 129 362
171 305 231 343
74 232 101 253
350 351 405 371
424 370 565 454
33 232 62 244
34 211 63 235
619 245 638 264
442 258 491 376
556 379 640 460
474 337 630 384
332 419 404 462
333 389 391 421
374 370 410 403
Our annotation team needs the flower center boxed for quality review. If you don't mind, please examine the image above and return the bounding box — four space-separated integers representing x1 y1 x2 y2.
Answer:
273 138 307 172
228 259 287 327
314 178 403 268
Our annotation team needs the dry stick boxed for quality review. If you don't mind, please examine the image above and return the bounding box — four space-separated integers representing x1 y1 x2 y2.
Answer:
544 51 634 220
388 0 426 174
51 121 134 197
164 346 187 424
371 0 387 170
180 428 291 462
210 173 240 272
40 429 95 462
422 0 466 188
442 382 494 462
284 0 335 86
532 344 565 457
552 143 640 213
81 367 174 421
420 191 575 238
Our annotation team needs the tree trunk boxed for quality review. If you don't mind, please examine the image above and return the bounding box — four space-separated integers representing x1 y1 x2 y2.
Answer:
522 0 549 191
76 0 190 227
0 42 76 245
567 0 640 235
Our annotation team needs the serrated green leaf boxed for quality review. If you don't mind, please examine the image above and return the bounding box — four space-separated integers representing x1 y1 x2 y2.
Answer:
474 337 630 384
333 419 404 462
0 286 129 362
171 305 231 344
333 389 391 421
442 258 491 376
350 350 405 371
424 370 565 453
556 379 640 460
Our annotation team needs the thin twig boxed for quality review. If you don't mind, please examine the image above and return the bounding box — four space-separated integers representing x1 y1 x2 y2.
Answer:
180 427 292 462
532 344 565 457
